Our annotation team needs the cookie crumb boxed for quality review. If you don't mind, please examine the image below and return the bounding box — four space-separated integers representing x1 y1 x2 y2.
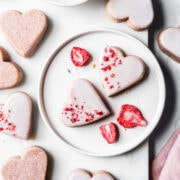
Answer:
92 64 96 68
67 68 71 73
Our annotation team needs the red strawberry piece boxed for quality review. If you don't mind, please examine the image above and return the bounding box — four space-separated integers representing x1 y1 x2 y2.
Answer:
70 46 90 66
117 104 147 128
99 122 118 144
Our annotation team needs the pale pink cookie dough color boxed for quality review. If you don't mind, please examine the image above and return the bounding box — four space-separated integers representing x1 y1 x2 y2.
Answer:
0 91 33 139
60 78 110 127
99 46 146 96
0 47 23 89
158 27 180 63
106 0 154 31
67 169 115 180
0 9 48 57
1 146 48 180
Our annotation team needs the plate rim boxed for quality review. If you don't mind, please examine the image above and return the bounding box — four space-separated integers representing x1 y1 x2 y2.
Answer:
43 0 88 6
37 28 166 157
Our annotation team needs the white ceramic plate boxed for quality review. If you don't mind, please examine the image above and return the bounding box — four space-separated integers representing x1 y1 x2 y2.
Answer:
38 29 165 157
43 0 88 6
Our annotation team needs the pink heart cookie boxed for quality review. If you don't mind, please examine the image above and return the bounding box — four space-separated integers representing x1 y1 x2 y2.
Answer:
158 27 180 63
68 169 115 180
0 47 23 90
0 92 32 139
60 78 110 127
106 0 154 31
99 46 146 96
0 9 48 57
1 146 48 180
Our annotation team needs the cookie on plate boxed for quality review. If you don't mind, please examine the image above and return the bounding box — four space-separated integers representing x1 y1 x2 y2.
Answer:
67 168 115 180
0 9 48 57
0 91 33 139
60 78 110 127
1 146 48 180
157 27 180 63
106 0 154 31
0 46 23 89
99 46 146 96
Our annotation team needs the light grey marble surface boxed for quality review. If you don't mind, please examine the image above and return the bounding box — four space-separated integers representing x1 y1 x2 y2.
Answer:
149 0 180 161
0 0 179 180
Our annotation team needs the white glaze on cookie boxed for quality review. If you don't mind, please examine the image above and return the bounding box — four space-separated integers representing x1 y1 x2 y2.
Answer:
1 146 47 180
99 46 145 96
68 169 115 180
68 169 91 180
106 0 154 30
0 9 48 57
158 27 180 63
0 92 32 139
60 79 110 127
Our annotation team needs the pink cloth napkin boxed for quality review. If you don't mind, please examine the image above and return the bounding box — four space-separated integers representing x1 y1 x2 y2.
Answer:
152 127 180 180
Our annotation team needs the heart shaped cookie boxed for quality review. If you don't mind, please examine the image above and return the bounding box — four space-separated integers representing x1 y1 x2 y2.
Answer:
0 47 23 89
60 78 110 127
99 46 146 96
0 9 48 57
1 146 48 180
0 92 32 139
68 169 115 180
106 0 154 31
158 27 180 63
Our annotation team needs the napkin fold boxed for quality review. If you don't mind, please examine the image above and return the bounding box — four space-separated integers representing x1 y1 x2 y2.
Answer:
152 127 180 180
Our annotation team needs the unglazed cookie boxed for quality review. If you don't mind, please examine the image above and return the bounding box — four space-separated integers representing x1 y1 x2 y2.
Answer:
60 78 110 127
106 0 154 31
0 91 32 139
1 146 48 180
67 169 115 180
158 27 180 63
0 9 48 57
99 46 146 96
0 47 23 89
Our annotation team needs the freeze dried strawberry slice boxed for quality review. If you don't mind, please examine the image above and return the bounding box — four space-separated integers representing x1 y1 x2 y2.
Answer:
117 104 147 128
70 46 90 66
99 122 118 144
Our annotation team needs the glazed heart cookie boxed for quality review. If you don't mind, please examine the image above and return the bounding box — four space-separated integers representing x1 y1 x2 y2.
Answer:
106 0 154 31
158 27 180 63
0 47 23 90
60 78 110 127
1 146 48 180
99 46 146 96
67 169 115 180
0 92 32 139
0 9 48 57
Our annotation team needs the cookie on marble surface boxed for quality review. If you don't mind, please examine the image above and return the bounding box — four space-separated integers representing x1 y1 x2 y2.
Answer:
99 46 146 96
0 9 48 57
106 0 154 31
67 168 115 180
60 78 110 127
158 27 180 63
1 146 48 180
0 91 33 139
0 47 23 90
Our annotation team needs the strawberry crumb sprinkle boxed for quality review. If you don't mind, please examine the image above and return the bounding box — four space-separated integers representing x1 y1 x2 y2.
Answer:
0 108 16 134
61 99 104 125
